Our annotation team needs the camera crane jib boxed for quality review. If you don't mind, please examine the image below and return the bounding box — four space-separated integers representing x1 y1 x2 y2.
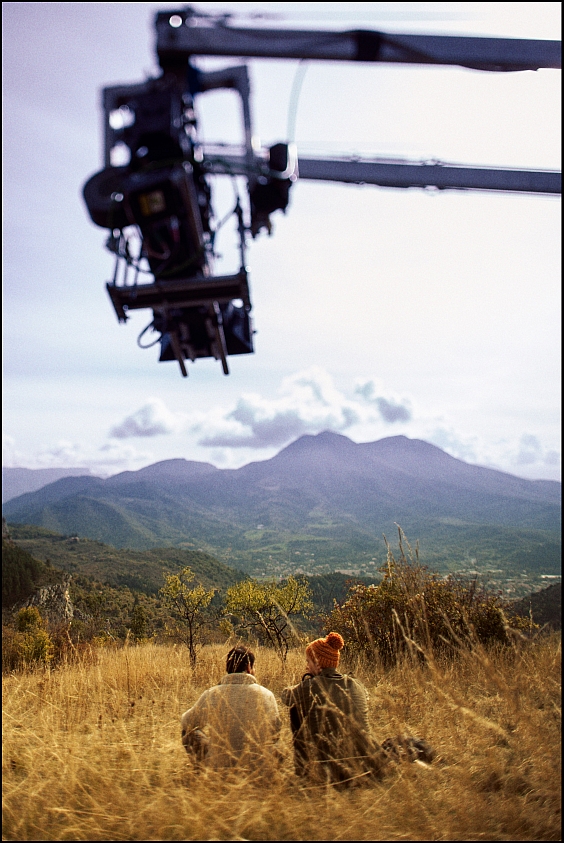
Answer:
82 7 561 377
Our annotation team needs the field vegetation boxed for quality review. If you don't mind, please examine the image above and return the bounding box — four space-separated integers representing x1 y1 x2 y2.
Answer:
3 525 561 840
2 630 561 841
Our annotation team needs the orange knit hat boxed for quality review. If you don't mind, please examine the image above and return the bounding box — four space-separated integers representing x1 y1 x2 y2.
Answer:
306 632 345 669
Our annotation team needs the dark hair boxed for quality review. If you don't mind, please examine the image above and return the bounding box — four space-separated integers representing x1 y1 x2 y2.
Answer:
226 646 255 674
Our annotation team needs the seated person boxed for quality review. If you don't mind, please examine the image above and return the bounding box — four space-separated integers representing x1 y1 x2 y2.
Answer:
181 646 281 770
281 632 385 785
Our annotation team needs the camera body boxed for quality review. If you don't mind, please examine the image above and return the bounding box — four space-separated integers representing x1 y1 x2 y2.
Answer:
83 74 253 374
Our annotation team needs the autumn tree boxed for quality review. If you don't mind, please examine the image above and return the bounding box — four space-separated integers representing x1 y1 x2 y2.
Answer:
159 567 216 665
224 576 313 660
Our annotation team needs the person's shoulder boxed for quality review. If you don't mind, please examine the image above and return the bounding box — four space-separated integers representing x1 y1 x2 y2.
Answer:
347 674 367 687
343 674 369 696
341 672 364 684
192 685 216 704
281 676 311 702
316 668 344 683
181 686 212 721
254 682 277 698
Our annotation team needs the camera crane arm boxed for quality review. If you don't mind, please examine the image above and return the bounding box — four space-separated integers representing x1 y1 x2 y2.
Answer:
83 9 561 379
155 15 560 71
156 10 561 197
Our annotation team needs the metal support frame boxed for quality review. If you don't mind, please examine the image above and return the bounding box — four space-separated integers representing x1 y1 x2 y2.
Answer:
106 270 251 322
155 13 561 196
204 149 561 195
199 66 256 190
155 14 561 72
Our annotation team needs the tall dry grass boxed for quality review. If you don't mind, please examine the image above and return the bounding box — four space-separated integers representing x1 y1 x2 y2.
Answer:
2 634 561 841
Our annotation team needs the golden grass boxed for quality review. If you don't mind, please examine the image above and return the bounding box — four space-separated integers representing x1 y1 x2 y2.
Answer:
2 634 561 841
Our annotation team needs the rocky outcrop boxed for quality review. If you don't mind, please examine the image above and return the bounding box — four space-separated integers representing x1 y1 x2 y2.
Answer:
20 575 74 622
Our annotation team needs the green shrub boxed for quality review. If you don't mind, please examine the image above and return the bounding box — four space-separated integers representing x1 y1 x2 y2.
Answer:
16 606 44 632
325 528 531 664
3 607 54 670
16 627 54 665
159 566 216 666
129 602 148 640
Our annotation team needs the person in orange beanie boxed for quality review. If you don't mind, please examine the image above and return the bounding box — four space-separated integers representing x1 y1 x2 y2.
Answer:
281 632 385 786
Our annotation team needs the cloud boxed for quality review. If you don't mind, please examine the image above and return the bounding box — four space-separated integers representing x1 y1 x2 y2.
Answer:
374 397 412 423
2 437 94 470
426 427 480 463
2 434 17 465
198 367 361 449
109 398 182 439
425 428 561 480
544 450 560 467
507 435 560 472
1 436 154 477
514 433 543 466
353 379 413 423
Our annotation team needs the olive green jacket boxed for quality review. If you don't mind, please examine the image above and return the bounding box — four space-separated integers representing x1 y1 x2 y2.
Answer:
281 668 385 782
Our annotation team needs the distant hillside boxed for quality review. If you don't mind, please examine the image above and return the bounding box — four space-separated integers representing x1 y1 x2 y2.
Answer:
7 524 382 615
2 467 99 504
510 583 561 630
306 572 380 613
5 523 558 641
3 434 560 580
2 527 232 644
6 524 245 595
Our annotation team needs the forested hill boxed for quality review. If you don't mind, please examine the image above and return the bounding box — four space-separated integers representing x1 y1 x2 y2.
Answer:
4 524 244 596
4 524 376 615
510 582 561 630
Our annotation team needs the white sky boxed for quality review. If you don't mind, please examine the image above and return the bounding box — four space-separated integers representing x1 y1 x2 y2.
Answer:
2 2 561 480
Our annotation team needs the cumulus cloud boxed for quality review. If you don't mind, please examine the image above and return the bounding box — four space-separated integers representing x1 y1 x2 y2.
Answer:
2 434 17 466
353 379 412 423
374 397 411 423
198 367 361 449
109 398 182 439
2 438 94 470
506 435 560 474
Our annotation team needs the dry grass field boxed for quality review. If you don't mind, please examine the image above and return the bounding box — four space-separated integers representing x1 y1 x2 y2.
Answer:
2 633 561 841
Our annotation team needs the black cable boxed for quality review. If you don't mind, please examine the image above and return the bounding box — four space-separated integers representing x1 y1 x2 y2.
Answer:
137 319 161 349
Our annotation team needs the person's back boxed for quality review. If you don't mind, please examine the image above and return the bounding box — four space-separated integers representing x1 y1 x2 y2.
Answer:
281 633 385 784
181 646 281 770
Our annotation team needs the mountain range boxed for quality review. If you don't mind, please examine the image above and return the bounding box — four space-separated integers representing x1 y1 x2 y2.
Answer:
2 433 560 577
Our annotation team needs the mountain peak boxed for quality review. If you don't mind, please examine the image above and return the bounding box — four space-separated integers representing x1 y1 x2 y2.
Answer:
281 431 355 453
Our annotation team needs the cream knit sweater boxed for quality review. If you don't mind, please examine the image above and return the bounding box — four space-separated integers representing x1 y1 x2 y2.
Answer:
181 673 281 769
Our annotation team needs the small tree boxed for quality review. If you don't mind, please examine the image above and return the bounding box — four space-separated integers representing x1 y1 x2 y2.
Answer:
129 602 148 641
159 567 215 666
224 576 313 660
